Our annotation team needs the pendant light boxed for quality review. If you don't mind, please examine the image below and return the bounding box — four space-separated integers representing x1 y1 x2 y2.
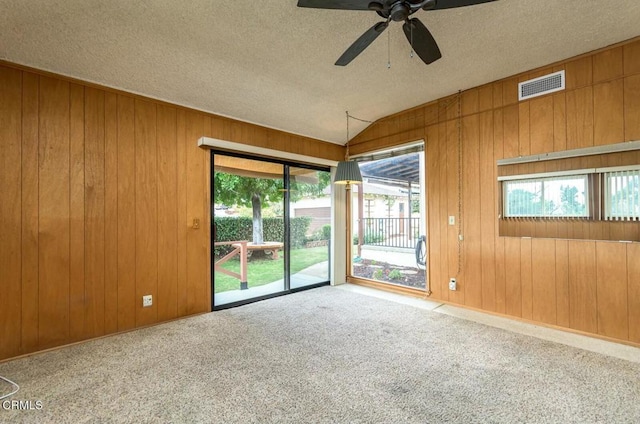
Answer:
334 111 363 185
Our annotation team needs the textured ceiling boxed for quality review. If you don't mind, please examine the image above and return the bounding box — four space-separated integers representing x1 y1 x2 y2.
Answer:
2 1 640 144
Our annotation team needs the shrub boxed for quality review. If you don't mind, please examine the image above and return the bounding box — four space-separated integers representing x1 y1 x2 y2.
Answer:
308 224 332 242
388 269 403 280
352 233 385 245
373 269 384 280
213 216 311 256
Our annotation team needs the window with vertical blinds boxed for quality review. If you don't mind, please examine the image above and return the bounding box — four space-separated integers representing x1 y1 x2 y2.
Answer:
604 168 640 221
503 174 589 218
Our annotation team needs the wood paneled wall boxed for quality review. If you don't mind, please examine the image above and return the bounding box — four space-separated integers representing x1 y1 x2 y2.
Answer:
350 37 640 345
0 63 342 361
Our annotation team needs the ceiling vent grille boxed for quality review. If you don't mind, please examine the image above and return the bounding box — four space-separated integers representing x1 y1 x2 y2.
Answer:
518 70 565 101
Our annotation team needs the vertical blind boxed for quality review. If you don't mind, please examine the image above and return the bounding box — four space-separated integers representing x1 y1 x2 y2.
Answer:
503 175 588 218
604 169 640 221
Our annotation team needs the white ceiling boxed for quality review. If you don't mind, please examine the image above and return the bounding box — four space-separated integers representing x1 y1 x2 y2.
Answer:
2 1 640 144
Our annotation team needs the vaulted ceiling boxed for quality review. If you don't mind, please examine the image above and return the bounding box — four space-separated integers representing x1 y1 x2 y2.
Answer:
2 0 640 144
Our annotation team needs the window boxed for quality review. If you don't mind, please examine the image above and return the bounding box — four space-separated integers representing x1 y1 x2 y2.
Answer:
604 168 640 221
503 174 589 218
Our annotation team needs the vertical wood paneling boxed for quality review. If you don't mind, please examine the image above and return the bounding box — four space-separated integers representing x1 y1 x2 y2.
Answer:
593 80 624 146
0 67 22 359
623 39 640 76
21 72 39 353
531 239 556 324
84 87 106 338
446 120 463 304
117 96 136 331
1 63 353 361
69 83 85 342
503 105 519 158
502 78 519 106
596 242 628 340
462 115 482 308
104 92 119 334
568 241 597 333
176 110 189 315
493 109 506 314
565 56 593 90
593 47 623 83
38 76 71 348
623 75 640 141
186 112 208 314
566 87 594 149
520 238 533 320
461 89 478 116
555 240 570 328
553 92 567 151
477 85 492 112
426 124 442 297
135 99 158 326
438 123 449 302
157 105 179 321
504 237 521 317
518 102 530 156
529 96 554 154
628 243 640 343
479 111 496 311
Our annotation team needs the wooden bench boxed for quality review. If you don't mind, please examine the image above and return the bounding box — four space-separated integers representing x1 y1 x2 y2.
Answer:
214 241 249 289
213 241 284 290
245 242 284 259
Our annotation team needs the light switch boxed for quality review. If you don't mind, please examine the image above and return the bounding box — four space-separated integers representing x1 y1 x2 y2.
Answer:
448 216 455 226
193 218 200 229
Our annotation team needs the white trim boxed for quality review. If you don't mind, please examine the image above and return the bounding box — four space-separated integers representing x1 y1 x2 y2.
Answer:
349 140 425 161
498 168 595 181
198 136 338 167
597 164 640 173
497 140 640 166
498 165 640 181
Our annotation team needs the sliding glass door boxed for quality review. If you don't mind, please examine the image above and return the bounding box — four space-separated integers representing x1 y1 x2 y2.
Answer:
289 167 331 289
212 155 285 307
211 152 330 309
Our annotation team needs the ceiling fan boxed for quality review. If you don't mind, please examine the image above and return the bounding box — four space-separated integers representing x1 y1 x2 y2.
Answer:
297 0 497 66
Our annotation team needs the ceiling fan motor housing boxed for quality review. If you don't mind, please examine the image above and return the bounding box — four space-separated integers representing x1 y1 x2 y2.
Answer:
389 2 410 21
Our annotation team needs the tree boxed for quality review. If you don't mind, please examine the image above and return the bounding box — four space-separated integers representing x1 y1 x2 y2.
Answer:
560 185 586 216
507 188 540 216
214 171 330 245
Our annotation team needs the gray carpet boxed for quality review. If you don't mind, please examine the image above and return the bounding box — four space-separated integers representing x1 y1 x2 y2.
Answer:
1 286 639 423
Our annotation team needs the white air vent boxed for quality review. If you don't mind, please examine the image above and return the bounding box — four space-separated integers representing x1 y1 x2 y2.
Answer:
518 70 565 101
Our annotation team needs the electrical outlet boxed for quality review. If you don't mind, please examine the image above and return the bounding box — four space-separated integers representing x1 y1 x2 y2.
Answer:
142 295 153 307
449 278 457 291
448 216 455 226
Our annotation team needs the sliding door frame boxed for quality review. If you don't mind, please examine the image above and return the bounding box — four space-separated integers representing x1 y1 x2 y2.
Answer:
210 150 330 310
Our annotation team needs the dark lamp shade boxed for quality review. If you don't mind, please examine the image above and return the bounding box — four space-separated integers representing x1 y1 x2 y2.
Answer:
334 160 362 185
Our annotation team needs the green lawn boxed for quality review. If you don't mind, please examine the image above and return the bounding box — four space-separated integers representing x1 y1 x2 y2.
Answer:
214 245 329 293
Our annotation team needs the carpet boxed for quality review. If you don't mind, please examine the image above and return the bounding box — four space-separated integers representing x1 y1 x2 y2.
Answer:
1 286 639 423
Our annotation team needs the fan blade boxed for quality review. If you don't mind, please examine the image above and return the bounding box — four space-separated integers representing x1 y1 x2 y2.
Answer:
297 0 372 10
335 21 389 66
424 0 497 11
402 18 442 65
